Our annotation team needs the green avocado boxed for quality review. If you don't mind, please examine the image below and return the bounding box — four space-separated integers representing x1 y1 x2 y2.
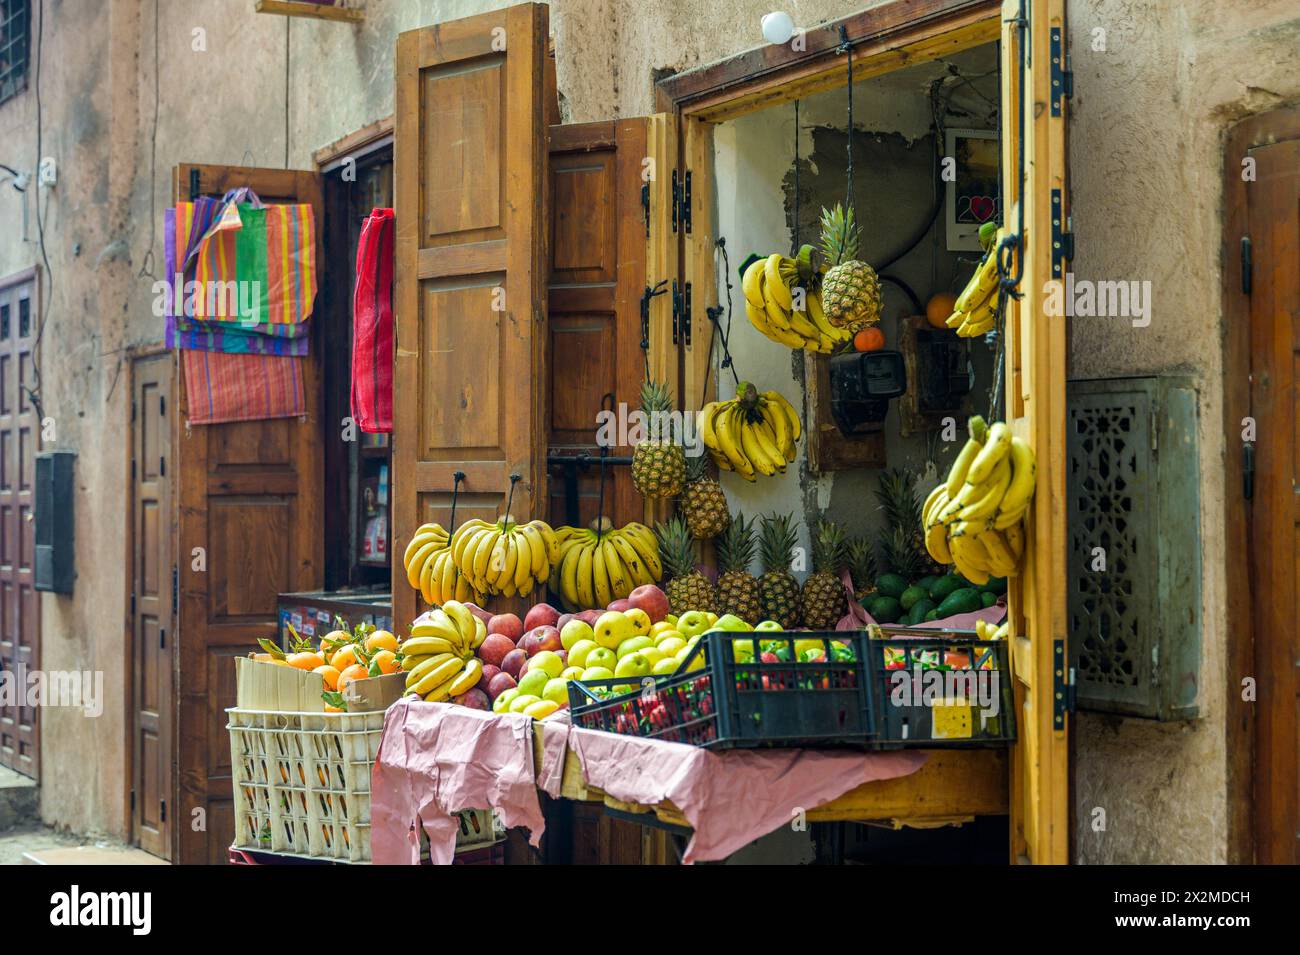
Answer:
935 587 983 619
874 574 909 599
928 575 964 602
900 585 929 611
915 575 940 592
982 576 1008 595
924 609 941 622
867 595 903 623
981 591 998 608
905 598 936 625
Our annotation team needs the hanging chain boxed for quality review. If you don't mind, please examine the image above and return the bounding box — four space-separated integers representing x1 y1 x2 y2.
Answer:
448 470 465 533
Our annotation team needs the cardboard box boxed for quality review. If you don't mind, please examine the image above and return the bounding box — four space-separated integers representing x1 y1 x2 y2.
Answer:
342 672 406 712
235 658 406 713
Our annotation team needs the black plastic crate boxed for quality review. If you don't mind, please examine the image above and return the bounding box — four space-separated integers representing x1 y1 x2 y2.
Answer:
567 631 874 750
867 627 1016 748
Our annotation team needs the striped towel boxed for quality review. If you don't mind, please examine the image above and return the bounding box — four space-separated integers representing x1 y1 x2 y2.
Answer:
182 350 306 425
351 208 394 433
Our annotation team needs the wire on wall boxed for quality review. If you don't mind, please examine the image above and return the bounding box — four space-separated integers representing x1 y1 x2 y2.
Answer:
28 0 51 420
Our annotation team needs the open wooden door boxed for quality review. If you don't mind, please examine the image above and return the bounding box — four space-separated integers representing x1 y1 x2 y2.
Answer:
999 0 1070 864
392 2 552 626
172 164 324 864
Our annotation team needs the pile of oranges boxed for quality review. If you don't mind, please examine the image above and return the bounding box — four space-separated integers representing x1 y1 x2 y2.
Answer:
250 621 401 710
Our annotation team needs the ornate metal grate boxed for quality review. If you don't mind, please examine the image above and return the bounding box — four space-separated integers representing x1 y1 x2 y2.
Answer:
0 0 28 108
1067 378 1200 720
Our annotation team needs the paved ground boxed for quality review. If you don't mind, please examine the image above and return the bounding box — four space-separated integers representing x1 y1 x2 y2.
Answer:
0 825 82 865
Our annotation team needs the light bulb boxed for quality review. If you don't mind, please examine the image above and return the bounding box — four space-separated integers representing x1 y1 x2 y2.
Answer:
761 11 795 45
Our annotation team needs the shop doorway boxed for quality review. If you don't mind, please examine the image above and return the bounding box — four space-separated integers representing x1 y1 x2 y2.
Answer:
1229 106 1300 864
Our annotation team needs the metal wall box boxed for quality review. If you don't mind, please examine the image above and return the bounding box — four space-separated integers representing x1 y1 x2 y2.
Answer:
1066 377 1200 720
35 450 75 594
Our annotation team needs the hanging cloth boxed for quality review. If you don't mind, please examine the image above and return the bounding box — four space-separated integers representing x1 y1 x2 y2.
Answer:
350 208 395 433
181 350 306 425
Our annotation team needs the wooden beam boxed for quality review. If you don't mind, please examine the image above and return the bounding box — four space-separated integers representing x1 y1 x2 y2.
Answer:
255 1 364 23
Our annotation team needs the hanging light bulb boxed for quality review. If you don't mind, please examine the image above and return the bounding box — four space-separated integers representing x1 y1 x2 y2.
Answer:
761 11 796 45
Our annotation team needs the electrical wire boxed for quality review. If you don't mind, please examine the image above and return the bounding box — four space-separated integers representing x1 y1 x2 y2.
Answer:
138 0 160 278
28 0 51 419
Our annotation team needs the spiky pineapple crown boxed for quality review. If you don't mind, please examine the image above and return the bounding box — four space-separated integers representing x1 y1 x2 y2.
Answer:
811 520 846 574
655 516 699 578
819 203 861 267
639 377 675 442
758 513 798 573
846 536 878 586
685 450 713 482
874 467 923 530
717 514 756 575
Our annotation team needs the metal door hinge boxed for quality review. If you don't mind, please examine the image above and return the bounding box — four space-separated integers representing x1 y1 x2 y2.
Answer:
130 789 136 812
160 394 166 416
160 628 166 650
671 170 680 234
640 281 668 350
160 799 166 823
159 456 165 476
1243 442 1255 500
130 592 136 617
1050 28 1072 117
641 182 650 238
682 170 692 234
1051 190 1073 279
172 566 179 614
1240 236 1252 295
671 281 681 344
131 399 137 422
1053 639 1075 729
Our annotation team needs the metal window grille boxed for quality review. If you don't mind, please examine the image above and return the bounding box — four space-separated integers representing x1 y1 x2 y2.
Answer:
0 1 29 108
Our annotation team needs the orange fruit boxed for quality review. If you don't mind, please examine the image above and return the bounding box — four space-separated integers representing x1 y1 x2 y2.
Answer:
337 663 369 693
324 704 344 714
287 651 326 671
370 649 399 675
925 292 958 329
853 326 886 352
251 652 275 663
313 664 341 691
365 629 399 653
330 644 360 671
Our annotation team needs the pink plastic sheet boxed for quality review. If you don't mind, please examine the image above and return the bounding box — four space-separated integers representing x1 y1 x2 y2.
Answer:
371 699 927 864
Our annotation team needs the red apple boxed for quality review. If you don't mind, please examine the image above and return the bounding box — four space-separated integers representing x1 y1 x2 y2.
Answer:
464 603 494 624
524 603 561 631
518 659 530 680
477 664 501 691
556 613 575 633
487 671 517 701
577 610 602 627
454 688 490 710
488 613 524 642
628 584 670 623
606 598 631 613
501 648 528 680
521 625 562 657
478 634 517 668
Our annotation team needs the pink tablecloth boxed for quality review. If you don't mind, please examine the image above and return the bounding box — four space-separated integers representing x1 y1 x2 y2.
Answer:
370 700 927 864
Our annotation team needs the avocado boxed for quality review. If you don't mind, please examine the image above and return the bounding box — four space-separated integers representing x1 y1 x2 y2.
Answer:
982 576 1008 595
899 585 929 611
915 575 940 592
928 575 964 602
906 598 936 625
924 609 941 622
935 587 983 619
874 574 909 599
981 591 998 608
867 595 903 623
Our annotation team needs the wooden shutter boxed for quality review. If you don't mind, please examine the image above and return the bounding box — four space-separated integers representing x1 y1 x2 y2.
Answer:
545 116 676 530
172 163 324 864
393 2 551 626
1000 0 1070 864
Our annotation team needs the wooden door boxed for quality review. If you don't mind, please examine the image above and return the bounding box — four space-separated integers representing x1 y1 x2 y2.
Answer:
392 2 551 626
173 164 324 864
0 270 38 778
546 118 674 530
1246 134 1300 864
1000 0 1069 864
130 352 174 858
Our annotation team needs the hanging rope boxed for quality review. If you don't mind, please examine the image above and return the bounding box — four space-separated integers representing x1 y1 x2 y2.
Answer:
839 26 854 207
448 470 465 533
706 238 742 396
503 472 521 524
793 99 801 253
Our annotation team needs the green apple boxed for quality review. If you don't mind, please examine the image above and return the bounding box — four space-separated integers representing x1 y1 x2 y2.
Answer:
530 650 565 680
560 618 595 652
649 621 678 640
543 677 570 705
755 620 783 632
585 646 618 672
655 635 686 656
665 613 678 627
561 665 585 681
676 610 711 638
581 666 614 681
713 613 752 632
517 669 551 699
704 611 719 626
638 646 666 667
567 638 598 669
624 607 652 637
616 635 653 659
508 694 542 714
731 639 756 663
652 656 679 675
615 652 653 679
493 688 521 713
594 611 633 649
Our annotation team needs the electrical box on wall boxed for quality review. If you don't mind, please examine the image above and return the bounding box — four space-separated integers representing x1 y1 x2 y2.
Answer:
1066 378 1200 721
35 450 75 594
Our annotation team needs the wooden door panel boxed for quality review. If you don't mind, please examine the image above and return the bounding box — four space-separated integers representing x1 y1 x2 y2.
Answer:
394 3 551 625
173 164 323 864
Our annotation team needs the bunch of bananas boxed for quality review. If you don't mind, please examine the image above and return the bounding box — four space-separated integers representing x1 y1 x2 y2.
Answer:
399 601 486 702
447 517 561 599
975 619 1010 641
742 250 851 354
945 227 1007 338
923 415 1037 585
549 520 662 611
699 382 800 482
403 523 483 606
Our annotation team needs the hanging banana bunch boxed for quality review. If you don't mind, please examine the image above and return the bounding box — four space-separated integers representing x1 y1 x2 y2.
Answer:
698 382 800 482
742 247 852 354
922 415 1037 585
446 516 561 599
946 225 1007 337
402 522 484 606
548 519 663 611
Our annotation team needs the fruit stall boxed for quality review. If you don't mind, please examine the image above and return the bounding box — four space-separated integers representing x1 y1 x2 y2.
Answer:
227 0 1069 865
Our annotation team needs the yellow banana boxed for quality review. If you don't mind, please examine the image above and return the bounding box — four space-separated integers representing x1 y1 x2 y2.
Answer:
764 390 802 441
405 540 441 590
601 537 631 597
1003 521 1025 559
447 659 482 697
575 541 596 609
609 532 647 585
925 517 953 565
966 422 1012 485
405 653 458 691
518 523 550 581
741 258 767 309
763 254 793 310
620 524 663 580
953 248 999 313
531 520 561 566
994 436 1037 523
400 653 431 672
440 601 476 643
401 635 458 657
957 457 1013 521
759 399 793 463
945 438 983 499
978 525 1019 577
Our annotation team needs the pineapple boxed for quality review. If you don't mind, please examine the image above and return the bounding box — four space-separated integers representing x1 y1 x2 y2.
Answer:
715 514 762 624
631 377 685 498
801 520 847 629
819 203 882 329
655 515 716 615
846 536 879 603
680 452 729 539
757 513 802 628
875 468 936 577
